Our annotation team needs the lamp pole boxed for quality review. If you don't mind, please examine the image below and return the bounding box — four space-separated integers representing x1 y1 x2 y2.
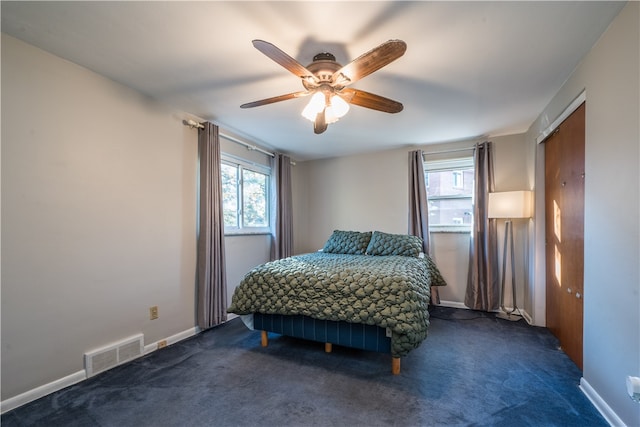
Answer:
497 219 521 321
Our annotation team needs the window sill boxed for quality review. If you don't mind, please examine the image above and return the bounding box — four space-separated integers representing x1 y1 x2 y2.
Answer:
429 226 471 234
224 230 272 237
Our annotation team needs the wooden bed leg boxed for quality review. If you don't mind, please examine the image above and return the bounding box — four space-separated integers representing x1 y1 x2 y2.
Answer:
392 357 401 375
325 343 332 353
261 330 268 347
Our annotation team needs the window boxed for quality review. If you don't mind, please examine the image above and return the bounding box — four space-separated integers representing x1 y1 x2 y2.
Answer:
424 157 474 230
221 154 270 234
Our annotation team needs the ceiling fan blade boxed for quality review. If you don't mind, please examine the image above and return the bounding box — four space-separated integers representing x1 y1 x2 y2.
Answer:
340 88 403 113
314 111 328 134
240 91 310 109
331 40 406 87
252 40 319 85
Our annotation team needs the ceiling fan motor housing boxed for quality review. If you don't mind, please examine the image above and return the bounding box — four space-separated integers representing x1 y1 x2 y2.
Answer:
312 52 336 62
303 52 342 88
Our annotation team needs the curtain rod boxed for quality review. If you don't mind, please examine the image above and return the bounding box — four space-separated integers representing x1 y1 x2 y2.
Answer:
220 132 275 158
183 119 275 158
184 119 297 165
224 134 297 166
423 146 476 156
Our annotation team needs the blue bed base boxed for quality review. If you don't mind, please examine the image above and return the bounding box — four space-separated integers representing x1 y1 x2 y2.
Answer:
253 313 400 373
253 313 391 353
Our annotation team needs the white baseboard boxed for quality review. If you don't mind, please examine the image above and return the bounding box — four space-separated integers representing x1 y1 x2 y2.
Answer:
2 326 200 415
437 300 469 309
580 377 626 426
143 326 200 354
1 370 86 414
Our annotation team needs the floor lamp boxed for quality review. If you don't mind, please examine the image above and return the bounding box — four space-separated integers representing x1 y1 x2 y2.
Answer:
488 191 533 321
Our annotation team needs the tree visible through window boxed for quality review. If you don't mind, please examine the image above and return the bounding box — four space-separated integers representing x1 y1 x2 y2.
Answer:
221 155 270 233
221 163 239 227
242 169 268 227
425 158 474 228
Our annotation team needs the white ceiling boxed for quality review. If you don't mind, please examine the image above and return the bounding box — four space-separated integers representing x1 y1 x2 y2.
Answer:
1 1 625 160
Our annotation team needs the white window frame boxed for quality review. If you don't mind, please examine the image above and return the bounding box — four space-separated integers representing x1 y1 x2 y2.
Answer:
221 153 271 235
424 157 474 233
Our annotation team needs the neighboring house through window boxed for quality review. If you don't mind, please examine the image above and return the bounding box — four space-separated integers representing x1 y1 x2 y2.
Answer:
424 157 474 231
452 171 463 189
221 153 271 234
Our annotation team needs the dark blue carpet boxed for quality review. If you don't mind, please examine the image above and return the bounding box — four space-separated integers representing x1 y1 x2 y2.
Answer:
2 306 606 426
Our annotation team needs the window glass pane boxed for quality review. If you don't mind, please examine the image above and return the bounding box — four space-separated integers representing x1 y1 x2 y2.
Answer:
426 169 474 197
242 169 268 227
221 152 272 234
426 166 474 227
221 163 239 228
428 198 473 225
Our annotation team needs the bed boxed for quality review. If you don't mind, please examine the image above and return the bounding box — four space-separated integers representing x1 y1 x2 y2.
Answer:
227 230 447 374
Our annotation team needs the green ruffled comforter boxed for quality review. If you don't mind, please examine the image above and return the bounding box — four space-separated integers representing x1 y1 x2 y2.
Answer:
228 252 447 357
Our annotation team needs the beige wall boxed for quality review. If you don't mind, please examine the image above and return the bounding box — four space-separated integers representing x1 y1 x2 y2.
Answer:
1 35 199 401
224 234 271 308
428 232 470 303
299 147 409 253
525 3 639 425
291 160 311 255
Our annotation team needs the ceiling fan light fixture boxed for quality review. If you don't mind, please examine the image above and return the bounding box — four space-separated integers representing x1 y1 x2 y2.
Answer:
330 94 350 118
302 92 349 125
325 95 349 124
324 106 338 124
301 91 325 121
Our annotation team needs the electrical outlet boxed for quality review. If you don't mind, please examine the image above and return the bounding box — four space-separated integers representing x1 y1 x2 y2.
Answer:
149 306 159 320
157 340 167 349
627 376 640 402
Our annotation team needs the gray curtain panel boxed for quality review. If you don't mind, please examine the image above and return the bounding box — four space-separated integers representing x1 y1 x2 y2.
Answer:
408 150 439 304
196 122 227 329
270 153 293 260
464 141 499 311
408 150 430 253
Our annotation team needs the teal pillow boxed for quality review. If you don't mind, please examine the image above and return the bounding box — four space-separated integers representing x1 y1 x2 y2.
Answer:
322 230 372 255
366 231 422 257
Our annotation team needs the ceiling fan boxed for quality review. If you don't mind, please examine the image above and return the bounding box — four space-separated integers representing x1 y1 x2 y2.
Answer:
240 39 407 134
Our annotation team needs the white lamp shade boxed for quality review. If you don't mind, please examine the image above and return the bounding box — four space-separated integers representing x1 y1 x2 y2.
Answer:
301 92 325 121
488 191 533 219
330 94 350 118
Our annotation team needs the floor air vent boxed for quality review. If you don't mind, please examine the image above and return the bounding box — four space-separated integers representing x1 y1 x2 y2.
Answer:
84 334 143 378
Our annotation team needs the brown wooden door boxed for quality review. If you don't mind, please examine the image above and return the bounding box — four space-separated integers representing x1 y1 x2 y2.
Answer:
545 102 585 370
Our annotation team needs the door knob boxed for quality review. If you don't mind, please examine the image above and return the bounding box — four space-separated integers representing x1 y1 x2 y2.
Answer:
567 287 572 294
576 292 582 299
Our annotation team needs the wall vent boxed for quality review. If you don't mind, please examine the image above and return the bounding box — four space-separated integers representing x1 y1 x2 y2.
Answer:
84 334 143 378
